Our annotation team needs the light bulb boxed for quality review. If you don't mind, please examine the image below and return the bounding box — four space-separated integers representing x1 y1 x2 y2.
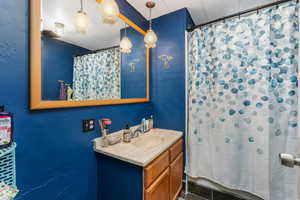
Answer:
144 29 157 48
120 37 133 53
75 11 89 34
99 0 120 24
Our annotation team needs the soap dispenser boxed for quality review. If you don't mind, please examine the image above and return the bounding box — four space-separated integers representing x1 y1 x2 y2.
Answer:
123 124 131 143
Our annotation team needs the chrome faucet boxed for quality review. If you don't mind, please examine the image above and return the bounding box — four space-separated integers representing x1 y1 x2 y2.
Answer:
99 118 112 147
131 119 147 139
132 127 142 138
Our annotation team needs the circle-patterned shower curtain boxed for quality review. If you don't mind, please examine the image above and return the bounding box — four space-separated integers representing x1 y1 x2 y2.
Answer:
187 2 299 200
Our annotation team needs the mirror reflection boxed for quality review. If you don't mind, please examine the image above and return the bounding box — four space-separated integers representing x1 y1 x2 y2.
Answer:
41 0 147 101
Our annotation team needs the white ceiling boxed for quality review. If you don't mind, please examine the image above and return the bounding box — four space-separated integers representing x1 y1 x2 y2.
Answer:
127 0 277 25
42 0 123 50
42 0 280 50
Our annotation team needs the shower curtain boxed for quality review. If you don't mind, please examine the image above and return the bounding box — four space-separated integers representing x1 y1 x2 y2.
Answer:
73 47 121 100
186 2 299 200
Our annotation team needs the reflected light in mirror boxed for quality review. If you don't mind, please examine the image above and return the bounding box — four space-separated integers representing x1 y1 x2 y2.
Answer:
75 10 89 34
54 22 65 35
120 23 132 54
120 37 132 53
75 0 89 34
98 0 120 24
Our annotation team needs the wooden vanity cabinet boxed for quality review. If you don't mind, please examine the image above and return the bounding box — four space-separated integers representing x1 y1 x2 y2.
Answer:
170 152 183 200
144 139 183 200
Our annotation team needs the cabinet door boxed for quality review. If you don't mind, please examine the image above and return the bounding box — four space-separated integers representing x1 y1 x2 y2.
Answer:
145 168 170 200
170 153 183 200
144 150 169 188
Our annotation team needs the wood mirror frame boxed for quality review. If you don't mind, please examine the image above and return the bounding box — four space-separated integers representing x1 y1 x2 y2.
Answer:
29 0 150 110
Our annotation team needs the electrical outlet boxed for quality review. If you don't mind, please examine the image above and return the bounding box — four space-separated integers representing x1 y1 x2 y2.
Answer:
83 119 96 132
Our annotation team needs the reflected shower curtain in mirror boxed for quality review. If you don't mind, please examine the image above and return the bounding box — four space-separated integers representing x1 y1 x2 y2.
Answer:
187 2 298 200
73 47 121 100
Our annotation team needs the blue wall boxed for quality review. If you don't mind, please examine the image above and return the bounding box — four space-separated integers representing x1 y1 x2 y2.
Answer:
42 37 89 100
0 0 194 199
0 1 152 200
151 8 194 133
116 0 147 29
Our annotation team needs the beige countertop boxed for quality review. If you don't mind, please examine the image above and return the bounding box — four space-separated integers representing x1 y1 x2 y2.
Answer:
93 128 183 167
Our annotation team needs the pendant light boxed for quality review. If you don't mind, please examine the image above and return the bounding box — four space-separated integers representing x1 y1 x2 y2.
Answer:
75 0 89 34
98 0 120 24
120 23 132 54
144 1 157 48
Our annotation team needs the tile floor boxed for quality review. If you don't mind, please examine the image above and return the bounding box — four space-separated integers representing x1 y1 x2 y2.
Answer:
181 181 246 200
184 193 207 200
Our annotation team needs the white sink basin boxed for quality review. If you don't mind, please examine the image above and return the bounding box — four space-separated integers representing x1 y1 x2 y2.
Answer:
93 128 183 166
132 134 165 148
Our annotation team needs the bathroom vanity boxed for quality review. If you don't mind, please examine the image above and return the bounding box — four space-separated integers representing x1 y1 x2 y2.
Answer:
94 129 183 200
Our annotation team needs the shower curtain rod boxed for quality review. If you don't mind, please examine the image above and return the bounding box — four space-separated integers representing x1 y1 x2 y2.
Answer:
74 45 120 57
187 0 299 32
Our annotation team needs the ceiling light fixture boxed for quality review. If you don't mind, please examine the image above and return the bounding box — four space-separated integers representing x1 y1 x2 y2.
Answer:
144 1 157 48
120 23 133 54
98 0 120 24
75 0 89 34
54 22 65 35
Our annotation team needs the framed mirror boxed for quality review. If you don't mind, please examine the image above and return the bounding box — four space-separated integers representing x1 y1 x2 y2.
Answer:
30 0 150 110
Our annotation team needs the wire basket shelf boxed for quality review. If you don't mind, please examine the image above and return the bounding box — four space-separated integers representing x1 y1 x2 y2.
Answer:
0 143 16 187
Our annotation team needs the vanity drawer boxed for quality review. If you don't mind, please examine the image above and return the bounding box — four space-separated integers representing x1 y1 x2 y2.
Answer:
145 168 170 200
169 139 183 162
144 150 169 188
